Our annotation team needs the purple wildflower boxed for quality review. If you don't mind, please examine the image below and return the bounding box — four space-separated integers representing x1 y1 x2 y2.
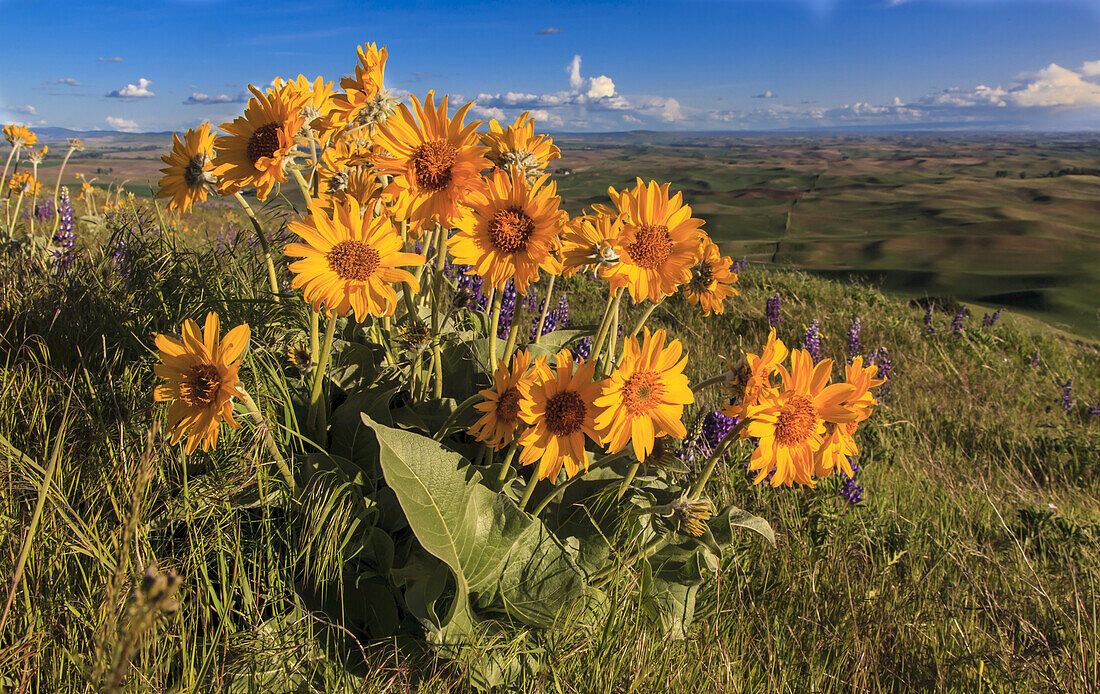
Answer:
950 307 965 334
924 303 936 335
497 280 518 339
839 460 864 504
982 309 1001 327
574 336 592 361
51 188 76 272
868 346 891 400
804 320 822 363
1031 349 1041 370
531 295 570 339
34 198 54 221
847 317 861 360
1088 401 1100 418
701 411 739 453
1060 379 1074 412
766 293 782 327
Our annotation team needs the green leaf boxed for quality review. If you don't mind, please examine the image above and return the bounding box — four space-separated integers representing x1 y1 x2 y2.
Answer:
328 340 385 395
363 415 592 629
642 545 714 639
708 504 776 548
526 328 588 361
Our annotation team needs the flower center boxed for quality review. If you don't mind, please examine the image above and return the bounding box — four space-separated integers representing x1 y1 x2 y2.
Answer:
411 139 457 192
626 224 672 269
688 260 714 293
487 206 536 253
326 240 380 281
622 371 664 415
184 155 208 187
246 123 281 165
545 390 587 437
496 387 522 423
775 395 817 447
180 364 220 408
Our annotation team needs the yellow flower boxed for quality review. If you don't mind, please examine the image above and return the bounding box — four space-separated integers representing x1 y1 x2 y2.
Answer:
212 83 307 201
271 75 338 135
3 124 36 148
154 312 249 454
600 179 706 304
743 350 857 487
315 134 379 206
448 167 565 293
156 123 216 212
682 237 738 315
559 213 628 279
8 172 40 196
814 356 885 477
328 43 389 129
287 342 313 374
722 327 788 420
373 92 490 227
469 350 550 449
286 198 425 319
480 112 560 177
517 350 605 481
593 328 693 461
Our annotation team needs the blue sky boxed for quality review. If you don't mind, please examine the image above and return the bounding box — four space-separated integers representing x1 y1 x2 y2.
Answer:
2 0 1100 132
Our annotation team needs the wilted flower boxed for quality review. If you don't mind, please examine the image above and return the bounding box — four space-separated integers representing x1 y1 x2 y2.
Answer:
669 497 712 537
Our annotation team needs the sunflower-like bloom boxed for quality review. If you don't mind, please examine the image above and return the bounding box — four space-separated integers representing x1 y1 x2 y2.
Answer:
286 198 425 319
373 92 489 227
743 350 858 487
271 75 338 135
3 124 36 148
815 356 884 477
723 327 788 420
469 350 550 449
8 172 40 196
26 146 47 165
157 123 216 212
328 43 389 129
599 179 705 304
559 213 628 279
683 237 738 315
480 112 560 178
593 328 693 460
154 312 249 454
449 168 564 293
315 135 380 207
67 137 85 152
517 350 605 481
212 83 307 201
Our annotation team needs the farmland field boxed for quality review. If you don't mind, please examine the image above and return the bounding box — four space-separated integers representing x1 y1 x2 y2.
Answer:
40 128 1100 338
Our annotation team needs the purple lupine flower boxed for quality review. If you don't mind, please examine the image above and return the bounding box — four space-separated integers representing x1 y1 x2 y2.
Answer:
51 187 76 272
982 309 1001 327
839 460 864 504
497 280 518 339
847 317 861 360
574 336 592 361
950 307 966 334
803 320 822 363
455 266 489 311
34 198 54 221
523 291 539 313
924 304 936 334
731 256 748 274
1031 349 1041 370
531 295 570 339
868 346 891 400
1060 379 1074 412
765 293 782 327
1088 401 1100 418
701 411 739 453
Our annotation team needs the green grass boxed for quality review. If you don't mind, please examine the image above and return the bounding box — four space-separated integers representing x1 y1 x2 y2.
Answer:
1 206 1098 692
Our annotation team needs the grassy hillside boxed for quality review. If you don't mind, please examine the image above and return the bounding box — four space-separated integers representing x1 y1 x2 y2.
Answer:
0 207 1097 692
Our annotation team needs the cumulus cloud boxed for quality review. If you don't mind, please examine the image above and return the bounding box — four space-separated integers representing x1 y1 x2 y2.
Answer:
106 116 139 132
6 105 38 115
536 27 562 35
184 92 246 105
752 91 777 99
98 56 123 63
107 78 155 98
1009 63 1100 107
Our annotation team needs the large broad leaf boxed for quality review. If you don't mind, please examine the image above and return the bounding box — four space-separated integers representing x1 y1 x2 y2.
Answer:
328 340 385 396
708 504 776 548
526 328 589 361
363 415 591 630
642 545 715 639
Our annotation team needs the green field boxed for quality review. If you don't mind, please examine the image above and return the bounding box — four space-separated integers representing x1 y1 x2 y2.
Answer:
550 133 1100 338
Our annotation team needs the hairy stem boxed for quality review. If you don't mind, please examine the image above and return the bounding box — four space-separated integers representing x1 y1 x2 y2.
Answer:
233 192 281 301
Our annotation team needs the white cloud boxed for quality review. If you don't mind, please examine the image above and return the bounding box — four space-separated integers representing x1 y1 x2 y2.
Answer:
752 91 777 99
184 92 246 105
6 105 37 115
1009 63 1100 107
536 27 562 35
106 116 139 132
98 56 123 63
49 78 82 87
107 78 155 98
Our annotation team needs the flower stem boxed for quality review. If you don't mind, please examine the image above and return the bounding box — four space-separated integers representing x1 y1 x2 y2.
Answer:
10 192 25 240
604 297 620 372
430 225 447 400
307 313 338 442
50 147 75 236
616 460 641 500
688 417 752 500
502 320 520 365
487 291 503 370
29 162 37 238
0 146 18 210
590 287 623 366
518 475 538 512
494 443 518 485
289 167 312 207
309 309 320 364
629 300 661 339
238 387 295 492
233 192 281 302
532 274 556 344
691 373 730 393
